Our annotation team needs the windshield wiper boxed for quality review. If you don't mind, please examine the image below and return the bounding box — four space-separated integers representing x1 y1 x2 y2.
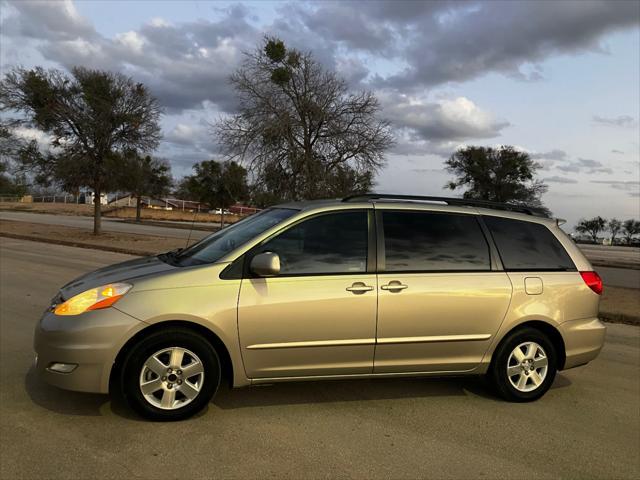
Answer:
158 248 184 266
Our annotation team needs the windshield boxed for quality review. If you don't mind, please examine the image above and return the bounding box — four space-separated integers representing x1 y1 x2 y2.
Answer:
170 208 298 266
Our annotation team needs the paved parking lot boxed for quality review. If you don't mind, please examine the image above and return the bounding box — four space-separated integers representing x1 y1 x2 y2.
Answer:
1 238 639 479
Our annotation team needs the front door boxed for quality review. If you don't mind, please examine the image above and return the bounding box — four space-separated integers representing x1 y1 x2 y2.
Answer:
238 210 378 378
374 209 513 373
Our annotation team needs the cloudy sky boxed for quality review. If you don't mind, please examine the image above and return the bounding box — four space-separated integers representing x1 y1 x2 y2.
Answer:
1 0 639 227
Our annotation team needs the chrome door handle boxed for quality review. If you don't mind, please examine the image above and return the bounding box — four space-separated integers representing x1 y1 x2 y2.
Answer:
381 282 408 291
346 282 374 294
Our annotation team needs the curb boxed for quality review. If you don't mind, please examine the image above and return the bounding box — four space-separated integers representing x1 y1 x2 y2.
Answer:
0 232 151 256
591 261 640 271
600 312 640 326
114 218 220 232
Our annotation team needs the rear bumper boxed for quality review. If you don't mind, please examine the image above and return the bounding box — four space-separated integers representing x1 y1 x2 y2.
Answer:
34 307 146 393
559 317 606 370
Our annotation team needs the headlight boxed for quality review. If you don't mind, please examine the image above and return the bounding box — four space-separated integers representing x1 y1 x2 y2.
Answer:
54 283 132 316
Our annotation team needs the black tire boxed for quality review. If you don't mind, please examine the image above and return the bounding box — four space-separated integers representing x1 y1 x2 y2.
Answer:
120 328 220 421
489 327 557 402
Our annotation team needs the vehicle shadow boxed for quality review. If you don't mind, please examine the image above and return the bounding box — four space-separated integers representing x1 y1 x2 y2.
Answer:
212 376 491 410
24 366 108 417
25 366 572 419
214 371 572 409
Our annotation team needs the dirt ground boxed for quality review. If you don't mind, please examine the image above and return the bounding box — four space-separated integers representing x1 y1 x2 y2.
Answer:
0 219 182 256
599 286 640 324
0 202 94 216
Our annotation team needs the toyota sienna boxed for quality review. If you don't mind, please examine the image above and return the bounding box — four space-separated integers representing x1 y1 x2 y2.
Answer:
34 194 606 420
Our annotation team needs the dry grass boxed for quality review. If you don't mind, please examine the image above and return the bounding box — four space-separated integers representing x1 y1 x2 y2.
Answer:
0 219 182 256
104 206 243 224
0 201 244 224
0 201 94 216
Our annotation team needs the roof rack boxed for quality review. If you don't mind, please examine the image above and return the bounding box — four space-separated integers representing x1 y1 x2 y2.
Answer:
342 193 550 217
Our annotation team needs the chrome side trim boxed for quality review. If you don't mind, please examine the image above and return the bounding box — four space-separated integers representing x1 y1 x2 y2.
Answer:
246 338 376 350
250 367 481 384
377 334 492 345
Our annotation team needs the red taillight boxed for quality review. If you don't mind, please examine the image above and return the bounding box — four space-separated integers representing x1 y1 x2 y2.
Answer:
580 271 603 295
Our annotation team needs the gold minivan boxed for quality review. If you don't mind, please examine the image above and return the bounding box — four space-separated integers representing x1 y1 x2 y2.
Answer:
35 194 606 420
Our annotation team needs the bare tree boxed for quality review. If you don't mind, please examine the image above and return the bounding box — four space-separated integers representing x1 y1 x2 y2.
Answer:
0 67 161 233
215 37 393 201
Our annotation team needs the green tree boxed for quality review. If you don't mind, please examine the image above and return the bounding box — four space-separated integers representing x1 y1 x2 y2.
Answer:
445 146 549 214
607 218 623 244
575 217 607 243
622 219 640 245
0 125 28 196
181 160 248 227
215 37 393 202
0 66 161 234
118 154 172 222
250 162 374 208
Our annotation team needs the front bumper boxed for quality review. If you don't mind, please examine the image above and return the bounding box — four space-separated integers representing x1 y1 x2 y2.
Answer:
559 317 607 370
34 307 146 393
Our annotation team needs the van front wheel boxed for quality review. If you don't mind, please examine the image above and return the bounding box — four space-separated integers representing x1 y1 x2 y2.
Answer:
489 327 557 402
120 328 221 421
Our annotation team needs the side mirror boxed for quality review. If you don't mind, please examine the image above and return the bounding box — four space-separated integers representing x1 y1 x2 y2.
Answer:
250 252 280 277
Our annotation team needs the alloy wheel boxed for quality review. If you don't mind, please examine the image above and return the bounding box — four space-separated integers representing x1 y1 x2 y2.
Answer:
506 341 549 392
139 347 205 410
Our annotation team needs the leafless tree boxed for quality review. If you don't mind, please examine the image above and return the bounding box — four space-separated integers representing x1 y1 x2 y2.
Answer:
215 37 393 201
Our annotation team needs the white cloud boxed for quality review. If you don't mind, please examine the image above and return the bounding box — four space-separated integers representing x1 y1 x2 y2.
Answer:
149 17 170 28
12 127 54 152
115 31 145 54
381 93 509 154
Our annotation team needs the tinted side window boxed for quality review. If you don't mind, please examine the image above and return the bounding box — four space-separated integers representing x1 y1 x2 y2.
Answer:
483 216 575 271
383 212 490 271
260 211 368 275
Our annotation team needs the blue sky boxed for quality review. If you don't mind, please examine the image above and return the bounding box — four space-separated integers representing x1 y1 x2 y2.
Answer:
1 0 639 228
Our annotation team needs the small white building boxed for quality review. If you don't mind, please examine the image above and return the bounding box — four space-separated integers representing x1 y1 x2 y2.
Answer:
79 192 108 205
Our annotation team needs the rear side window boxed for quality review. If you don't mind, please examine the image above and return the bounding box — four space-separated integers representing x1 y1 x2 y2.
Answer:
483 216 575 271
382 211 491 271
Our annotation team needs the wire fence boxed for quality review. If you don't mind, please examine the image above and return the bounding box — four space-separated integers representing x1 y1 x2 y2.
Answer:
0 195 24 203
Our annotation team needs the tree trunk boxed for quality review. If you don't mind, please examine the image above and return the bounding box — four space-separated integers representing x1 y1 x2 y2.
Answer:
220 210 225 229
136 195 142 223
93 186 102 235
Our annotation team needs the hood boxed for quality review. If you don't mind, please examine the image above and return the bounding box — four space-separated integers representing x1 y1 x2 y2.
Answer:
60 255 177 299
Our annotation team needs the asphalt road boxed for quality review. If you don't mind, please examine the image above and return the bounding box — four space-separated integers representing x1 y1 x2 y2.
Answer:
1 238 639 479
579 244 640 269
597 266 640 289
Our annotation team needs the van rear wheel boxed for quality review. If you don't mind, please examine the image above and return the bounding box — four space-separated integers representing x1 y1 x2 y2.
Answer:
489 327 557 402
120 328 220 421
